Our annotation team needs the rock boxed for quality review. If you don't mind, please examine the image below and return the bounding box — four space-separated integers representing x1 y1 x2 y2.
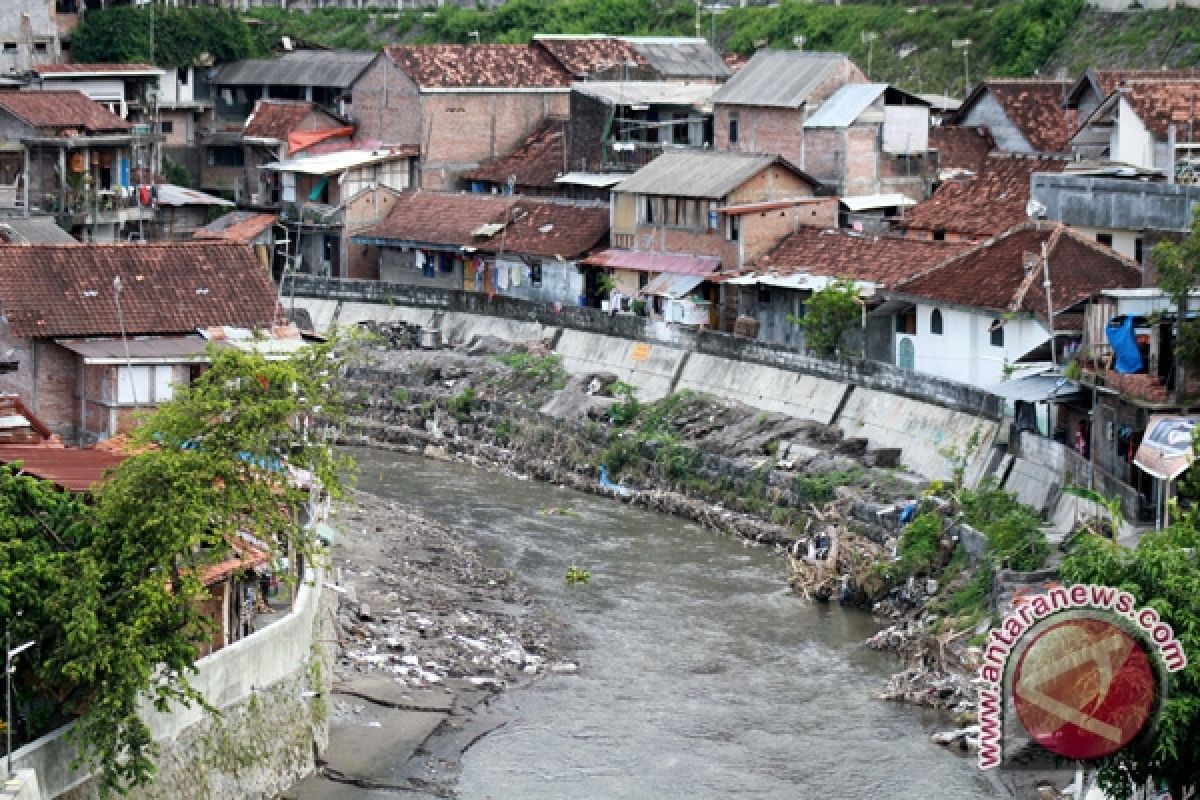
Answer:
358 603 373 621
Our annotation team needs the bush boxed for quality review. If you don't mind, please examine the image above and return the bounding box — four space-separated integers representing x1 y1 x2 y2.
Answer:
898 511 943 575
958 481 1048 570
449 387 477 419
608 381 640 426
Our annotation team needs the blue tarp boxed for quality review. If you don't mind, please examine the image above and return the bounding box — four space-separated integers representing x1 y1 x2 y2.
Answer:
1105 316 1143 374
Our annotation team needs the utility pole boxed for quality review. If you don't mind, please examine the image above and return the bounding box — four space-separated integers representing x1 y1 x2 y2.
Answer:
862 31 878 80
6 632 35 780
953 39 972 96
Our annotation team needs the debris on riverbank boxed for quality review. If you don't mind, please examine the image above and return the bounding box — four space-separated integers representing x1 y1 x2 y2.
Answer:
285 490 561 799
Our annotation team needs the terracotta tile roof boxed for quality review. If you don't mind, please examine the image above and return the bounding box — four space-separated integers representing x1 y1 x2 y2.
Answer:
355 192 608 259
384 45 570 89
754 227 972 288
481 201 608 259
953 79 1075 153
0 90 131 134
194 212 278 243
459 120 566 190
894 223 1143 320
34 63 159 74
243 99 324 140
902 155 1069 239
533 37 648 79
0 242 281 338
1116 79 1200 139
929 125 995 174
1090 68 1200 98
198 536 269 587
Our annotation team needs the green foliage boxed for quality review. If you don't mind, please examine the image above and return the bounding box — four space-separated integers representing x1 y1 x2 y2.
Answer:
493 352 568 390
0 340 353 794
449 386 477 419
938 426 982 490
798 279 861 357
1061 524 1200 799
793 469 860 507
607 381 641 426
1154 207 1200 370
72 7 263 68
391 387 409 405
162 157 192 190
940 558 994 618
898 511 944 575
565 565 591 585
599 433 640 476
959 480 1048 570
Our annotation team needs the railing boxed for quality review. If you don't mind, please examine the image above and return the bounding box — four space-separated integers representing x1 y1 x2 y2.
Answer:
282 201 344 227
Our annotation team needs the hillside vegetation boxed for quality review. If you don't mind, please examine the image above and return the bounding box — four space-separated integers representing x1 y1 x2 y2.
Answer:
73 2 1200 96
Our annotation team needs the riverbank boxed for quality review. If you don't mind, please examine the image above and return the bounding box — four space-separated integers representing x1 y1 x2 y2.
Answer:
283 490 563 799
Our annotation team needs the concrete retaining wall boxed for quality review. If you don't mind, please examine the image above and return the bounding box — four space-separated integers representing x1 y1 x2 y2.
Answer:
676 354 848 424
337 301 437 330
13 571 331 799
836 388 998 481
555 329 687 402
438 311 556 347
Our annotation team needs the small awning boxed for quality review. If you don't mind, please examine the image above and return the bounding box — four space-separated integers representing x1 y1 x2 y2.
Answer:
581 249 719 276
641 272 705 299
55 336 211 365
1134 415 1199 481
985 373 1084 403
840 193 918 212
555 172 627 188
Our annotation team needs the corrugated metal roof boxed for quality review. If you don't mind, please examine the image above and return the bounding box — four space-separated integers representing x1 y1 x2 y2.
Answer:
582 249 719 275
710 50 851 109
804 83 887 128
622 38 730 80
839 193 917 211
640 272 704 298
0 215 75 244
0 445 127 492
555 171 627 187
613 151 780 199
264 149 411 175
572 81 715 107
155 184 235 208
215 50 376 88
55 336 210 364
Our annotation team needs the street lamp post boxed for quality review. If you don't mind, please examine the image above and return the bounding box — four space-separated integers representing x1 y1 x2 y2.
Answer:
5 632 35 780
862 31 878 80
953 38 972 96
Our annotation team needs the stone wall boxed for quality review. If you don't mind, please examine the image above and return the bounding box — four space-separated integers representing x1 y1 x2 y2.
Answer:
12 571 334 800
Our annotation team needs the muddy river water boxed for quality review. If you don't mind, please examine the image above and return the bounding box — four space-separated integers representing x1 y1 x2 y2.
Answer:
352 449 994 799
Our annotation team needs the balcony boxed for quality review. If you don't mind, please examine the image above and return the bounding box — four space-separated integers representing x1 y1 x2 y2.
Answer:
281 201 343 228
43 189 156 227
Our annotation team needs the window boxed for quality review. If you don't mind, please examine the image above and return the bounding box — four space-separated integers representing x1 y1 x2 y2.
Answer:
1096 233 1114 248
932 229 946 241
990 320 1005 347
531 263 542 286
638 271 649 289
159 120 174 134
728 114 739 144
757 286 771 305
726 214 740 242
116 366 175 405
1135 237 1144 264
2 44 16 55
930 308 943 335
33 42 47 55
895 308 916 334
642 195 655 224
207 146 244 168
179 68 189 86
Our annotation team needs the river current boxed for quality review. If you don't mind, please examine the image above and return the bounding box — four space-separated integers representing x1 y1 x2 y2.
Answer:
351 449 994 799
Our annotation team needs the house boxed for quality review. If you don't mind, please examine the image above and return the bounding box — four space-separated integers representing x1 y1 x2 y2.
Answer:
147 183 235 241
262 148 416 279
566 81 717 173
734 227 971 350
157 64 211 148
885 222 1143 389
0 90 160 242
352 192 609 307
460 118 568 197
204 98 354 206
1070 78 1200 174
194 210 278 270
27 63 165 125
710 50 868 168
1064 68 1200 132
0 1 62 75
945 79 1076 155
0 240 282 443
900 154 1069 241
349 44 572 190
801 83 933 200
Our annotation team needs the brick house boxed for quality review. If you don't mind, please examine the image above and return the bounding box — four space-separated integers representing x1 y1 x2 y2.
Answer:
0 90 159 242
885 222 1142 389
460 118 567 196
353 191 609 306
213 98 355 208
0 241 282 444
710 51 868 168
800 83 933 201
349 44 572 190
28 63 164 127
927 125 995 177
595 151 835 326
945 79 1076 155
899 154 1069 242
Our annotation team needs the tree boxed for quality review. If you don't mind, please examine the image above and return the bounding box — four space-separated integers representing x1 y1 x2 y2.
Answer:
1152 206 1200 392
0 339 354 794
71 7 264 68
794 279 862 357
1060 522 1200 798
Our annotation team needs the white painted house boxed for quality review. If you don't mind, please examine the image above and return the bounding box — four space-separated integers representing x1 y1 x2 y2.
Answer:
1072 78 1200 174
886 223 1143 391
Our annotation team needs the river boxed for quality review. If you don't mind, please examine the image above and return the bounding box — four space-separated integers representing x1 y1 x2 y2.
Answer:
351 449 993 799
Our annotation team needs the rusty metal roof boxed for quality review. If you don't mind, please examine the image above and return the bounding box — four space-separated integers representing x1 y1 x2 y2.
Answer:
582 249 719 275
0 445 127 492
